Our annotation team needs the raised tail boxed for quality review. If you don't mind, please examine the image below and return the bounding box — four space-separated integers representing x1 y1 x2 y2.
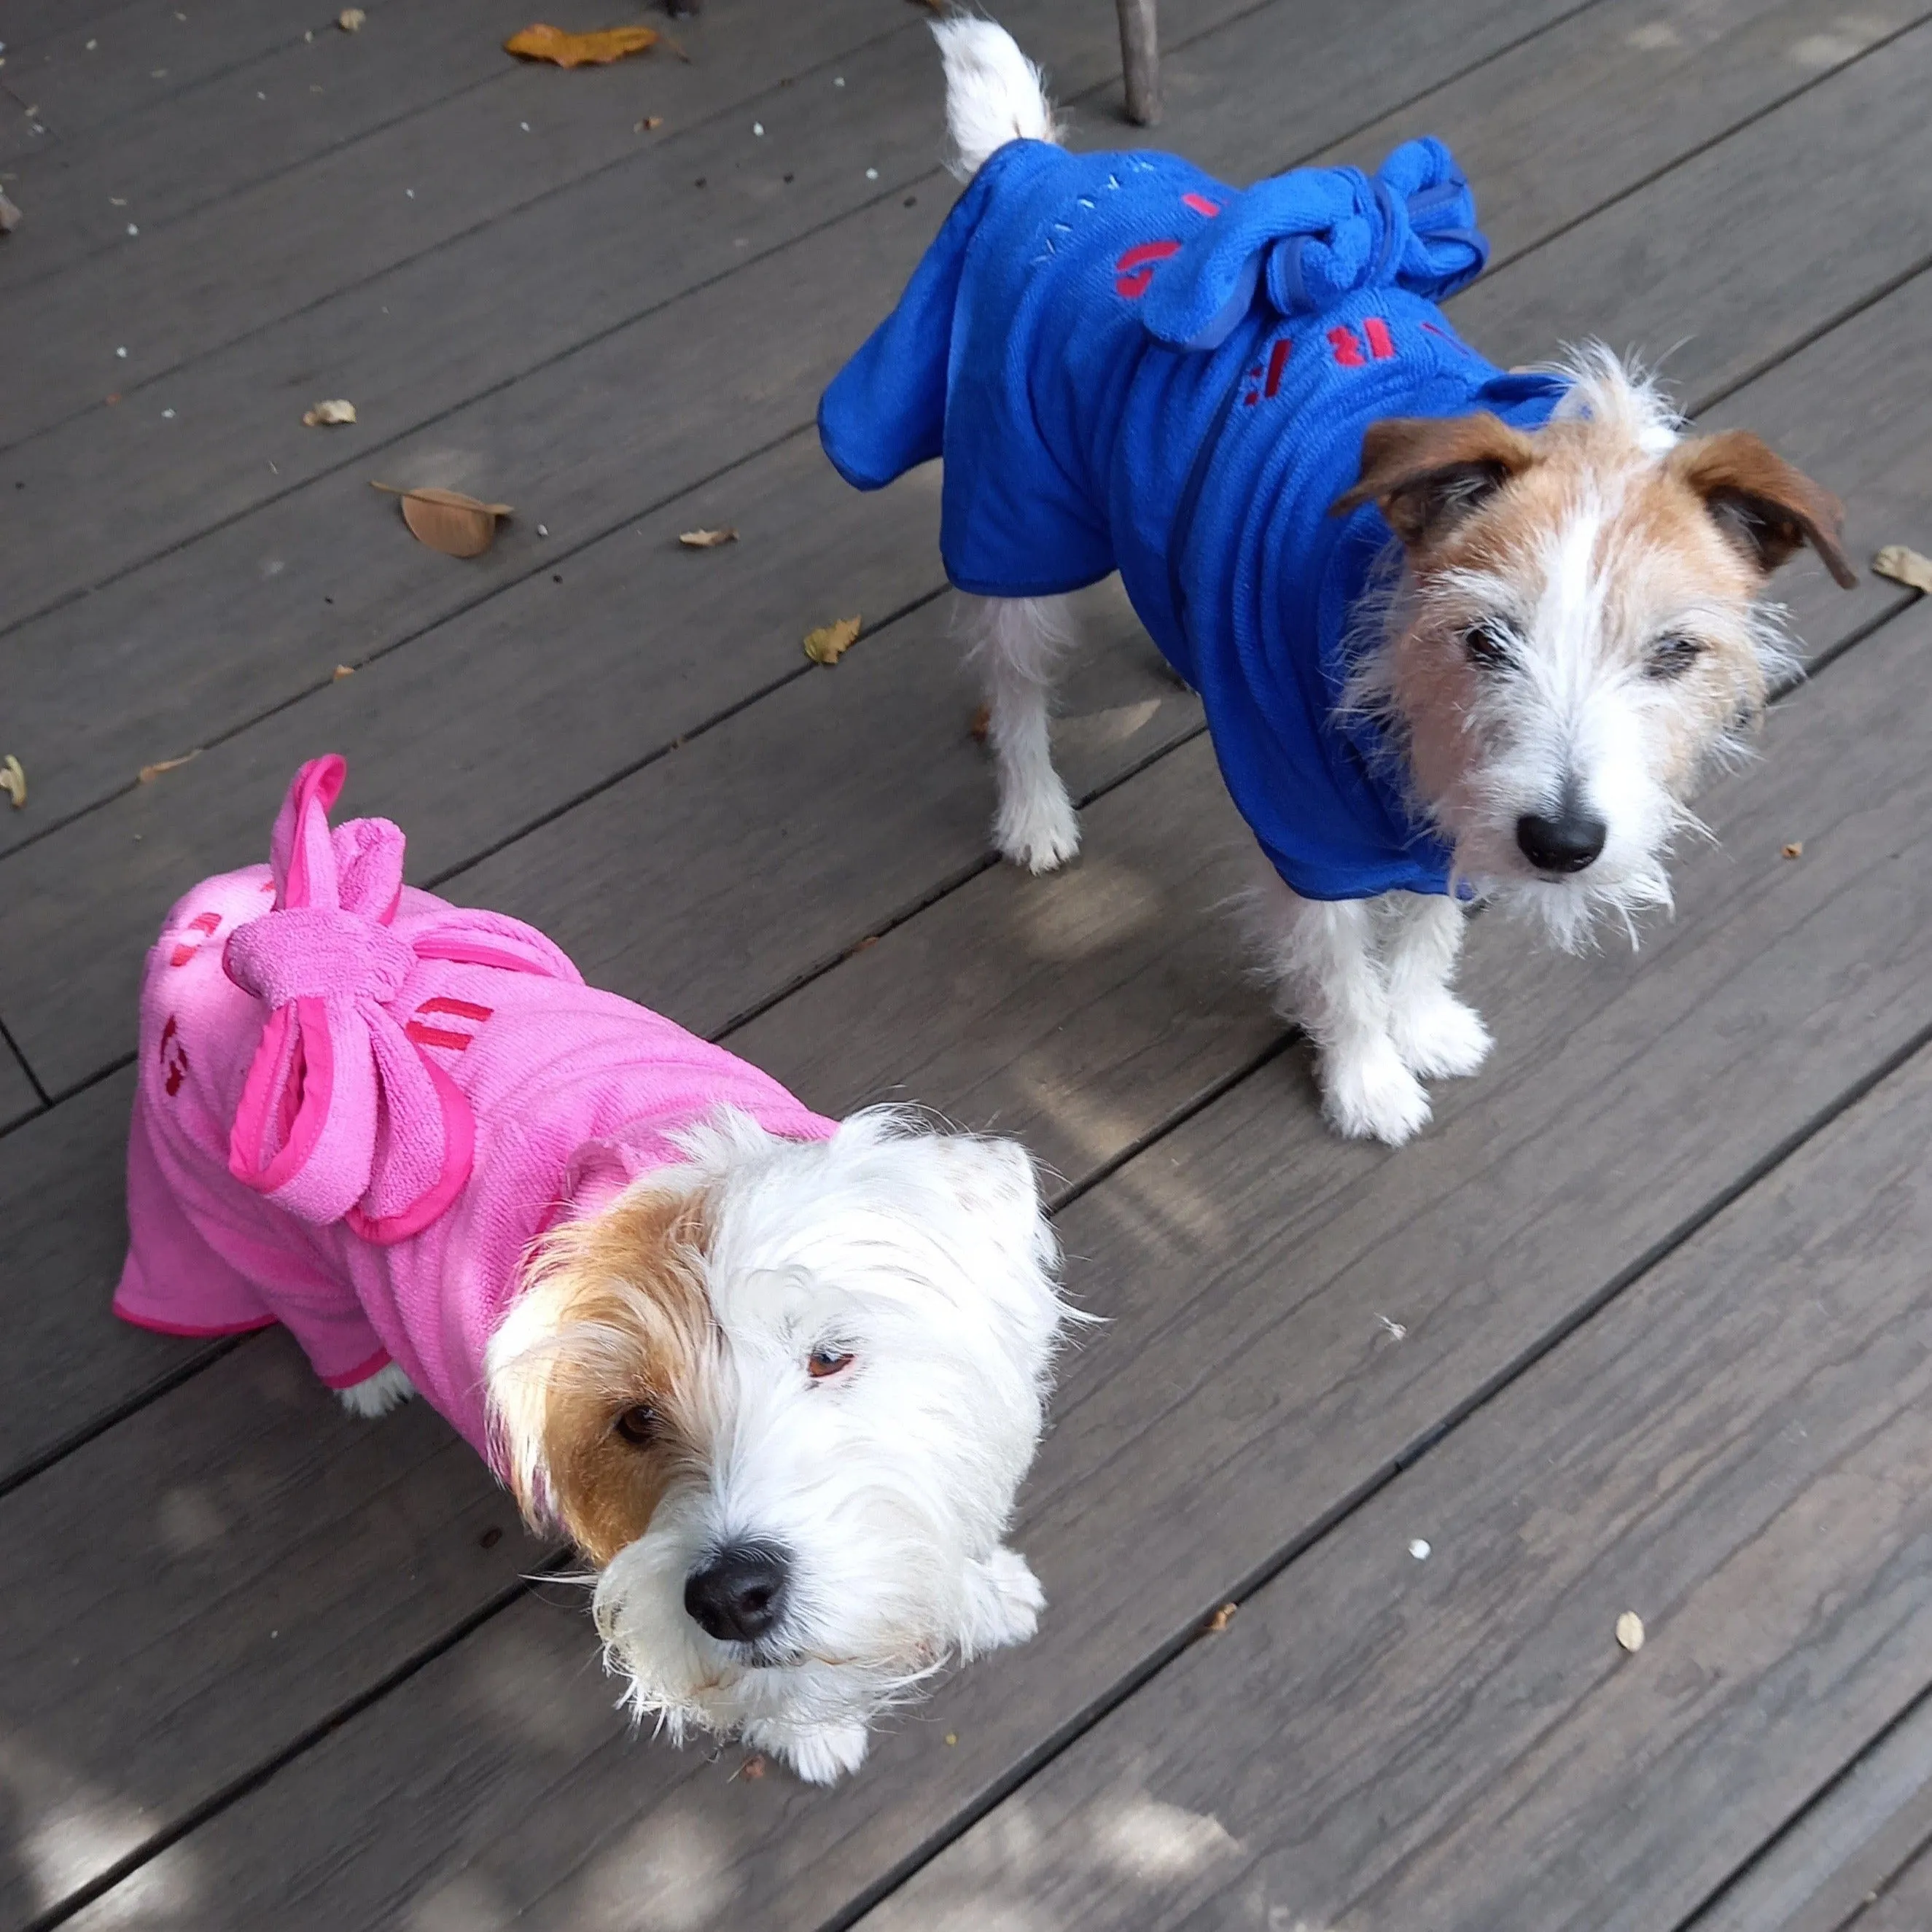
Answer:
932 17 1058 178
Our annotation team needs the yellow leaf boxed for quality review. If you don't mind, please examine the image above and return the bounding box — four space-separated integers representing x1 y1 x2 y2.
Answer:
1873 544 1932 594
303 398 357 426
338 7 365 29
0 755 24 809
334 663 357 680
679 527 737 548
803 615 862 665
371 482 513 558
139 749 202 784
505 23 658 66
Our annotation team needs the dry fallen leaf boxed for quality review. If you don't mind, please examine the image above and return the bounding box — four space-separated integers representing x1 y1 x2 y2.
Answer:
1202 1602 1237 1635
1616 1611 1645 1653
969 704 990 742
302 398 357 426
505 23 658 66
371 481 513 558
0 192 20 235
1782 841 1804 860
0 755 24 809
733 1753 766 1782
803 615 862 665
333 663 356 680
678 527 737 549
636 114 663 131
338 7 365 28
1872 545 1932 594
139 749 202 784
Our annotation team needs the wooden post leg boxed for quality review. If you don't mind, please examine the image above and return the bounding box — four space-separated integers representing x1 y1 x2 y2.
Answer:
1115 0 1161 126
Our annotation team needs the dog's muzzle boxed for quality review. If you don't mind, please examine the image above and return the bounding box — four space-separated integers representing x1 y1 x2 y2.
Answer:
684 1540 792 1645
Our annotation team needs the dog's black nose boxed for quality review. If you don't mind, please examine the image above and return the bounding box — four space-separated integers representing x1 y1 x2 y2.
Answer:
684 1543 791 1644
1516 801 1607 874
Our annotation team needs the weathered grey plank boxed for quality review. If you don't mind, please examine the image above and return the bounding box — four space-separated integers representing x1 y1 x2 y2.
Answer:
0 1036 36 1134
1851 1836 1932 1931
58 588 1932 1932
0 1328 538 1929
0 0 1572 849
0 1069 226 1488
1453 13 1932 392
0 0 528 284
1691 1690 1932 1932
0 0 926 445
869 1045 1932 1932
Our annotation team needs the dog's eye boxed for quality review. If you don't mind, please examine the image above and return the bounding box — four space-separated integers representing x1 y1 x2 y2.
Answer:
1462 621 1516 671
612 1403 659 1445
806 1346 854 1382
1645 634 1705 679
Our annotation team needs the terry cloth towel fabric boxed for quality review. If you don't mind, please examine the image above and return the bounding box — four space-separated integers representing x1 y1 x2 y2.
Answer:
115 756 836 1460
819 137 1570 901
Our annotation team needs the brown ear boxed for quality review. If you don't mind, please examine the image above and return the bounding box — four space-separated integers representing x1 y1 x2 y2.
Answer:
1669 429 1857 588
1331 413 1539 546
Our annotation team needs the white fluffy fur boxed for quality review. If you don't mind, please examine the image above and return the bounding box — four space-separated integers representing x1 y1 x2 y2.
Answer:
338 1360 416 1419
932 17 1058 178
941 28 1811 1145
486 1107 1068 1784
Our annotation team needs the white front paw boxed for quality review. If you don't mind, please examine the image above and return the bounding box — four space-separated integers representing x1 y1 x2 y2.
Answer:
1321 1033 1431 1145
337 1362 416 1419
994 783 1081 874
962 1546 1045 1655
743 1717 870 1785
1389 993 1492 1080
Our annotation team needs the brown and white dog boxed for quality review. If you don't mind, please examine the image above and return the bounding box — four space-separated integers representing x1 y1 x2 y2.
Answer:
911 23 1855 1144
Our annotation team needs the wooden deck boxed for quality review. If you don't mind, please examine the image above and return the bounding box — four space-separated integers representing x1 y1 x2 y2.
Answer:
3 0 1931 1924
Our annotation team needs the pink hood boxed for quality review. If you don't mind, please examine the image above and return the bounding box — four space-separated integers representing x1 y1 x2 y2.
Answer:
116 756 835 1458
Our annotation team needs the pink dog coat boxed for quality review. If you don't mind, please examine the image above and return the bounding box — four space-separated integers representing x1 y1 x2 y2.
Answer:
116 757 835 1459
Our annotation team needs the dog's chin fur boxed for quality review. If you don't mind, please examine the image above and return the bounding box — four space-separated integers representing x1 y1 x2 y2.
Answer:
484 1106 1068 1783
1342 345 1803 954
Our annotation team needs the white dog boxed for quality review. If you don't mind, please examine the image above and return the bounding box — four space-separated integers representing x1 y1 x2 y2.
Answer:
118 757 1067 1786
819 20 1855 1144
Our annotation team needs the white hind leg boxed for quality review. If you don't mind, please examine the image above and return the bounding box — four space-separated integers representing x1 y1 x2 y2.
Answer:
965 593 1081 873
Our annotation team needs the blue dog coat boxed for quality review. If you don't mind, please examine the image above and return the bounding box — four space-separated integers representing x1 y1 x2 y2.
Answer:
819 138 1569 900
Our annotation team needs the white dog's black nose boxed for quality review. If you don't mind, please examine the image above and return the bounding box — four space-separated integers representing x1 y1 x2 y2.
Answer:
1516 801 1607 874
685 1543 791 1643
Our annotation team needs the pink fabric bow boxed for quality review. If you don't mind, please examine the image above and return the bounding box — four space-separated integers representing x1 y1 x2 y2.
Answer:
222 756 574 1244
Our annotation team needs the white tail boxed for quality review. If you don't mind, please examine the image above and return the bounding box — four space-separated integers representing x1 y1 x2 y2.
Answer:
932 18 1059 179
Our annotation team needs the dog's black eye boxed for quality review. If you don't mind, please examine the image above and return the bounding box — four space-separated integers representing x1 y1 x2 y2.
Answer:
806 1347 854 1382
1646 634 1705 679
612 1403 659 1445
1462 621 1515 670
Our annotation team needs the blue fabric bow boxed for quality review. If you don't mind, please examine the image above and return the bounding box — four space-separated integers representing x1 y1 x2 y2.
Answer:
1139 137 1489 352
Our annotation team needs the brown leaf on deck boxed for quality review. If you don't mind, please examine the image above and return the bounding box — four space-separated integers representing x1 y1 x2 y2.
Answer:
678 527 737 548
338 8 366 30
1782 841 1803 860
139 749 202 784
637 115 663 131
969 704 990 742
1202 1602 1237 1635
803 615 862 665
302 399 357 427
0 756 24 809
505 23 658 66
371 482 513 558
733 1753 766 1781
334 664 356 680
1873 545 1932 594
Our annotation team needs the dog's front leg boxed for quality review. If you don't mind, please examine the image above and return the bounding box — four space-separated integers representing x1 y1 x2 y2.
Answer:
963 593 1081 873
1251 875 1430 1145
1382 893 1492 1081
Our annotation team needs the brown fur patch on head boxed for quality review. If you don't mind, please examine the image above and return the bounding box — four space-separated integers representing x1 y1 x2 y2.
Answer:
1333 412 1540 546
487 1185 714 1567
1667 429 1856 588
